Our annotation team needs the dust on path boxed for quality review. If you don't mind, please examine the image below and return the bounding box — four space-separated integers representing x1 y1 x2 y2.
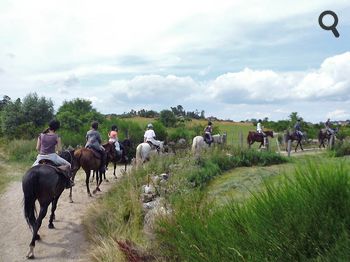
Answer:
0 169 122 262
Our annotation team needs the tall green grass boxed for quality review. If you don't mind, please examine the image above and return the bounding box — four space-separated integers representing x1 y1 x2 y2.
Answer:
3 139 37 163
156 160 350 261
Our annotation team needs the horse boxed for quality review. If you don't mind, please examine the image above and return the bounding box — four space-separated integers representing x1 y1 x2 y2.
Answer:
318 128 338 148
69 148 104 202
247 131 274 149
135 141 164 166
284 131 305 152
22 150 74 259
92 139 132 181
191 133 227 154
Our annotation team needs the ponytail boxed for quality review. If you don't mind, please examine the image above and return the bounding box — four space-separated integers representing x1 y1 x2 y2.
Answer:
42 128 50 134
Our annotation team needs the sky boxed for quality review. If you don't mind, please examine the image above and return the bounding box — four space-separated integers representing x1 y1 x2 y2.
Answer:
1 0 350 123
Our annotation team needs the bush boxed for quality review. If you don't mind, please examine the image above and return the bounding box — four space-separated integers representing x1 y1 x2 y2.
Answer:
5 139 37 162
330 140 350 157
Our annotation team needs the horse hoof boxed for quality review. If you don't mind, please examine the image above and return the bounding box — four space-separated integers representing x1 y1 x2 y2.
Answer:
97 187 101 192
69 199 74 203
26 254 35 259
89 192 93 197
105 179 109 182
48 224 55 229
35 234 41 240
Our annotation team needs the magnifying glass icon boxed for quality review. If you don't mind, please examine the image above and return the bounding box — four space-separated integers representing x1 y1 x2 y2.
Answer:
319 10 340 38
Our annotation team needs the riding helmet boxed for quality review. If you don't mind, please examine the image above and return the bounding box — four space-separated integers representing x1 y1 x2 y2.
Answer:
147 123 153 128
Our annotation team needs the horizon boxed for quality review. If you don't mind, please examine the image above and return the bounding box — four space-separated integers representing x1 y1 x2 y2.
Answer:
1 0 349 123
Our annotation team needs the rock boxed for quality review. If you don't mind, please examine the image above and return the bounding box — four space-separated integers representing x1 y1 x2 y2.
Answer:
141 193 156 203
142 184 154 194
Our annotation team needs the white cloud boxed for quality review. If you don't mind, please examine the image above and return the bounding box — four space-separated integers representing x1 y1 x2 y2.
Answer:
208 52 350 103
326 109 350 120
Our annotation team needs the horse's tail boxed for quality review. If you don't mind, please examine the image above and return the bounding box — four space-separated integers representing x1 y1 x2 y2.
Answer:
22 170 37 231
135 144 142 166
191 137 197 153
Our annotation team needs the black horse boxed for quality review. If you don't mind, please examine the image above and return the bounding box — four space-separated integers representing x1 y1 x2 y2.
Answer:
22 150 74 259
318 128 338 148
92 139 132 182
285 131 305 152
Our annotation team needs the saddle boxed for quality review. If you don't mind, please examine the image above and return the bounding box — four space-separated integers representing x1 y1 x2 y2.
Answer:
38 160 73 188
86 147 102 159
147 141 160 152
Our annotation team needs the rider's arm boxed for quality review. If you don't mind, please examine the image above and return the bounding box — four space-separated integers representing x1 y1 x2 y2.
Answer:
56 136 62 153
36 136 41 152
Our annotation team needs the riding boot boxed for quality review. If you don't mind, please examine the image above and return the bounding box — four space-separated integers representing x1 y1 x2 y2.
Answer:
58 166 75 189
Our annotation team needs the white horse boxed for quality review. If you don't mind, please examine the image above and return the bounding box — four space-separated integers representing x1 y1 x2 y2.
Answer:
135 141 164 166
191 133 227 155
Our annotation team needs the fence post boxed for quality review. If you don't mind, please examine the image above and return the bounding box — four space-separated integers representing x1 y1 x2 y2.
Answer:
329 135 334 150
287 139 292 157
276 134 281 153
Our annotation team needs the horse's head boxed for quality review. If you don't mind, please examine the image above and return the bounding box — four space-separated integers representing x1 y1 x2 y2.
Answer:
266 130 274 138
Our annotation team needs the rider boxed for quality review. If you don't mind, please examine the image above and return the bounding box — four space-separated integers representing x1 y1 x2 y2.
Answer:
85 121 107 173
257 119 267 146
144 123 161 150
32 119 74 188
204 121 213 146
108 125 122 156
294 118 303 138
325 118 335 135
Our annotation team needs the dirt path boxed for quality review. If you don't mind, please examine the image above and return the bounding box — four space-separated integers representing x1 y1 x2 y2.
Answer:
0 169 122 262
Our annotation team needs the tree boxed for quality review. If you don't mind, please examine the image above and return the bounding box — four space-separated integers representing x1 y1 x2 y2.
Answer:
56 98 103 131
1 98 24 138
0 95 11 111
159 110 177 127
22 93 54 127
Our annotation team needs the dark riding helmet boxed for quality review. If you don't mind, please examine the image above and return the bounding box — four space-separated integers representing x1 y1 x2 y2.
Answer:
208 121 212 126
49 120 60 131
91 121 99 129
111 125 118 131
258 119 262 123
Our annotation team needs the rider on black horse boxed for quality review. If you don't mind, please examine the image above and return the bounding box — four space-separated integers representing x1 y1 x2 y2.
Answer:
204 121 213 146
108 124 123 157
294 118 304 139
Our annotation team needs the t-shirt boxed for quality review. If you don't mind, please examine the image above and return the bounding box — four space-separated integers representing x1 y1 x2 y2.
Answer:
85 129 102 150
39 133 58 154
144 129 156 140
257 122 262 132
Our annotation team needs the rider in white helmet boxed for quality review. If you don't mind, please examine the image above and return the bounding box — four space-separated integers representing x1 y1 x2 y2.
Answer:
144 123 161 149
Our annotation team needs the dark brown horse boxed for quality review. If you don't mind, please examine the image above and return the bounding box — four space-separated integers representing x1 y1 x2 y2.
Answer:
22 150 74 259
69 148 104 202
247 130 274 148
318 128 338 148
285 131 305 152
92 139 132 181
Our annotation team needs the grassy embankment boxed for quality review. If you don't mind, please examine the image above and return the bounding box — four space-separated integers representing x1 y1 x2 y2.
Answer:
83 146 288 261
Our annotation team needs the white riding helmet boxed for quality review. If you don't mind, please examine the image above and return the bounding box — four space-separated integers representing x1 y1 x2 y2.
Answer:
147 123 153 128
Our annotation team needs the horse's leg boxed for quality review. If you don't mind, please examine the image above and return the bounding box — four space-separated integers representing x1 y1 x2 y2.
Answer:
113 162 117 178
93 170 102 194
27 203 49 259
295 141 299 152
85 170 92 197
48 191 63 228
300 140 304 151
91 170 95 183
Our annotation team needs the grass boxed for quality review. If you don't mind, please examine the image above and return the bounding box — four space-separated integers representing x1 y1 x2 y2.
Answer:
156 159 350 261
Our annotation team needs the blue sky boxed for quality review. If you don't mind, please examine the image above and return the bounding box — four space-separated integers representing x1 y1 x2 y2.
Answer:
1 0 350 122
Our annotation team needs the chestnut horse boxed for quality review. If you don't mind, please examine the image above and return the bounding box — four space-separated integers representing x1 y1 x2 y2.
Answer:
22 150 74 259
247 130 274 148
69 148 104 202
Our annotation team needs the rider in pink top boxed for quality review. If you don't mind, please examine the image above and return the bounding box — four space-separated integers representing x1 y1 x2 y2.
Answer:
108 125 121 155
